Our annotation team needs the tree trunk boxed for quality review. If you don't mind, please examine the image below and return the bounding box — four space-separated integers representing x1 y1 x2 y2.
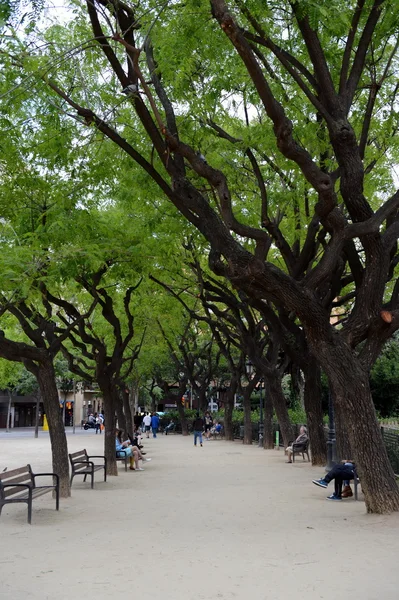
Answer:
176 395 189 435
303 361 327 466
224 397 234 441
97 378 118 476
34 392 41 439
265 372 293 447
223 379 238 441
122 388 134 438
115 392 127 435
334 404 352 461
243 390 252 445
263 393 274 449
36 361 70 497
198 387 207 412
319 343 399 513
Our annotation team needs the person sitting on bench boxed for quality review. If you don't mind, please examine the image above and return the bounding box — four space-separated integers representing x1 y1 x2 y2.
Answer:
312 459 355 501
165 420 175 435
285 426 308 463
116 429 149 471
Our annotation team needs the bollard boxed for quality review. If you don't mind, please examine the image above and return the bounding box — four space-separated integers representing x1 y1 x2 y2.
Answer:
275 430 279 450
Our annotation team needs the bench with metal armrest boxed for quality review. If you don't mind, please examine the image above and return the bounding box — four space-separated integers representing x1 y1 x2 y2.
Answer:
69 449 106 488
0 464 59 524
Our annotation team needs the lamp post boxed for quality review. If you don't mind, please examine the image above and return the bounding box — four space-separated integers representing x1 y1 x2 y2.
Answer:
245 360 263 448
326 388 337 471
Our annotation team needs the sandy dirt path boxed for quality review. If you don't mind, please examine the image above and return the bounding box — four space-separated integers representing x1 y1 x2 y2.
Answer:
1 430 398 600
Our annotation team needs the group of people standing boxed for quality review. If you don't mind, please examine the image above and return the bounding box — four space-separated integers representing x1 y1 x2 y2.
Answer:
134 411 160 438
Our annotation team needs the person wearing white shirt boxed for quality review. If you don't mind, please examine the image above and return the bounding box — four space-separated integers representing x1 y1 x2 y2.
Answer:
143 413 152 438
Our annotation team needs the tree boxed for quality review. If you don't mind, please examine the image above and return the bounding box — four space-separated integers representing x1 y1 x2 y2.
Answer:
4 0 399 511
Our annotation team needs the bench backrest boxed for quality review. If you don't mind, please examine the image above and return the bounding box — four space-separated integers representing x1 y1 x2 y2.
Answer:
69 450 89 471
0 465 33 498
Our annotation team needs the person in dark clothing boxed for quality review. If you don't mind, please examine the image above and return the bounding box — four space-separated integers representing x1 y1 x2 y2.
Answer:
193 413 204 447
134 412 143 429
312 460 356 500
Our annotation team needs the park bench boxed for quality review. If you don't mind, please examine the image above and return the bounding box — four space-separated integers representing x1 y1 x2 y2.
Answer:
163 423 177 435
292 438 310 463
212 425 224 440
0 464 59 524
116 449 129 471
69 449 107 488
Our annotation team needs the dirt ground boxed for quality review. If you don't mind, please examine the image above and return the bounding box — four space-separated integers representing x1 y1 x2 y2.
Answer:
1 429 399 600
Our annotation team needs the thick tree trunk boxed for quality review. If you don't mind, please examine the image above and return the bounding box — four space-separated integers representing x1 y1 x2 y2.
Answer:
36 361 70 497
198 387 207 412
224 396 234 441
34 393 41 439
224 379 237 441
303 361 327 466
122 388 134 438
265 373 293 447
318 343 399 513
115 393 127 435
176 395 189 435
263 393 274 449
98 378 117 476
243 390 252 445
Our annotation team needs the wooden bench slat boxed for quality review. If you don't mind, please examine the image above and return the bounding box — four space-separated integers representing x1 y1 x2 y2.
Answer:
4 485 31 498
2 473 32 486
4 487 53 500
69 451 88 459
0 466 30 481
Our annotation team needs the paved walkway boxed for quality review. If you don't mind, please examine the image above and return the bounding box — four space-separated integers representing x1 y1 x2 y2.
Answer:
1 431 399 600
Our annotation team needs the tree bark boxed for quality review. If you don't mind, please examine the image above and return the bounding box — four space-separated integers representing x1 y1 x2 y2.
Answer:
264 372 293 448
198 387 207 412
36 360 70 497
122 387 134 438
98 378 117 476
303 361 327 465
334 405 352 461
176 390 189 435
320 343 399 513
224 397 234 441
223 379 238 441
263 393 274 449
243 389 252 445
115 392 127 436
34 392 41 439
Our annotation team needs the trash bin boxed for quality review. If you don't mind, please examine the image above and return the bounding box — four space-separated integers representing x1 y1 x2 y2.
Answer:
239 425 244 439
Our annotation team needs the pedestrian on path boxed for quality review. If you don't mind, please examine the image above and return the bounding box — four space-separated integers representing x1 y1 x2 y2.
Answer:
193 413 204 447
143 413 152 438
151 412 160 438
95 413 103 434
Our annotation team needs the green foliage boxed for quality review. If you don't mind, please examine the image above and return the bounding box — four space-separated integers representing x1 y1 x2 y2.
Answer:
371 337 399 417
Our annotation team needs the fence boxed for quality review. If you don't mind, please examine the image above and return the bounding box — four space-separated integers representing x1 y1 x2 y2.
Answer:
381 427 399 475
